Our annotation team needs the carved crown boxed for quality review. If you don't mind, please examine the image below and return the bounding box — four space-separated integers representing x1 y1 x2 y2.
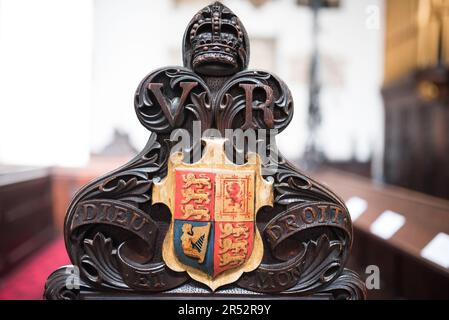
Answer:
183 1 250 76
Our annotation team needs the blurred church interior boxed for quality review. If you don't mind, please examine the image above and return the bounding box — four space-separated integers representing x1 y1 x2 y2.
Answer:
0 0 448 299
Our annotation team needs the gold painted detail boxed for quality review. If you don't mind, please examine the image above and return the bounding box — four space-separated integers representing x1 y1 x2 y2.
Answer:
215 173 254 221
219 222 250 238
182 173 212 189
152 138 274 291
180 172 212 220
218 226 249 268
180 223 210 264
181 204 210 220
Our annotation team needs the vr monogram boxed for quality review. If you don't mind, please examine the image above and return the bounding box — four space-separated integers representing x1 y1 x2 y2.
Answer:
145 80 275 131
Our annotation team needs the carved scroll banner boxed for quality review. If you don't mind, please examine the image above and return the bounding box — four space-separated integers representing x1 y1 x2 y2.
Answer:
265 203 351 253
238 203 351 293
71 200 158 246
69 200 188 291
44 1 366 300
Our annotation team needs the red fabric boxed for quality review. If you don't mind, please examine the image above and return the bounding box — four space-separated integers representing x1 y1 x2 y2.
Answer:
0 237 69 300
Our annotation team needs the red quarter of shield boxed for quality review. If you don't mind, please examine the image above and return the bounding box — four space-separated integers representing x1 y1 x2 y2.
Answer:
174 169 215 222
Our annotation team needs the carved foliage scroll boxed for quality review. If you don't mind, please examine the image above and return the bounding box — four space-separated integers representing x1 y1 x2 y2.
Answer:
135 68 212 133
215 71 293 134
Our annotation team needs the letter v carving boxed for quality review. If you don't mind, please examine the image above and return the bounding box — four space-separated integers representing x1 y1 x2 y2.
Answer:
148 81 198 126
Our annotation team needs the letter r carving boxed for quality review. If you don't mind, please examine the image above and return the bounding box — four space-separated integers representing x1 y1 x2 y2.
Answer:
239 83 274 130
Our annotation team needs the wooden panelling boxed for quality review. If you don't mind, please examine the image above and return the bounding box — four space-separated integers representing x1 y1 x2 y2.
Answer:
314 168 449 299
382 72 449 200
384 0 449 84
0 170 56 277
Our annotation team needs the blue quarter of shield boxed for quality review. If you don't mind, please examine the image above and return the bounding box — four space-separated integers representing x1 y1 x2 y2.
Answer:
173 220 214 276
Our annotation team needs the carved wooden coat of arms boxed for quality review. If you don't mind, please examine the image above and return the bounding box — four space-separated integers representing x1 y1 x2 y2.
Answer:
153 138 273 290
44 1 366 300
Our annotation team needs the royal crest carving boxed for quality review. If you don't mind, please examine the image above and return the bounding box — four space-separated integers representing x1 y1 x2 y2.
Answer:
44 1 366 300
152 138 272 290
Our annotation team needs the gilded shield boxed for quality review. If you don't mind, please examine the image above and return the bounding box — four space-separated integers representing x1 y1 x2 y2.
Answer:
152 138 273 290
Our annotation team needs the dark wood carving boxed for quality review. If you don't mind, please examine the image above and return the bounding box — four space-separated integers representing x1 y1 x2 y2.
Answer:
44 1 365 300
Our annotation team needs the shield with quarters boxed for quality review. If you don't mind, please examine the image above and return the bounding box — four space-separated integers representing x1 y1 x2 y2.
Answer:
152 138 273 290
